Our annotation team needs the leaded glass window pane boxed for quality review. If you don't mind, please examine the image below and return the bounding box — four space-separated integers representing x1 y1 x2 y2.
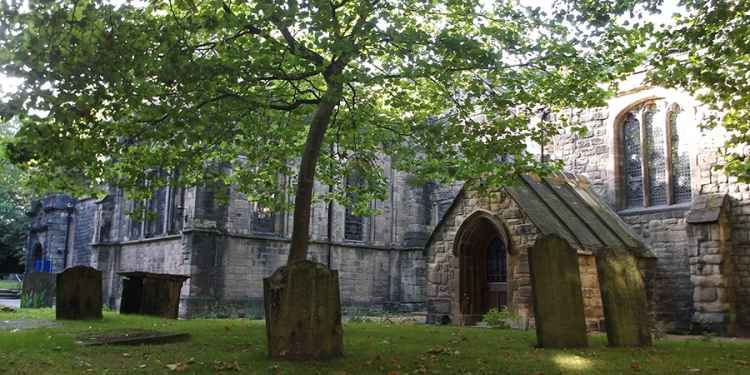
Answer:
252 203 275 233
645 104 668 206
623 111 643 208
129 201 142 239
344 209 363 241
670 109 692 203
487 238 507 283
145 187 167 238
344 175 364 241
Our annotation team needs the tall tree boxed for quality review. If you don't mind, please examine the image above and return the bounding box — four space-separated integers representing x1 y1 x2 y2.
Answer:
1 0 651 357
649 0 750 181
0 121 29 273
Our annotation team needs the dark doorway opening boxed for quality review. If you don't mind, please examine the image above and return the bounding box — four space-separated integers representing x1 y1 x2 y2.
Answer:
31 243 51 272
457 214 508 325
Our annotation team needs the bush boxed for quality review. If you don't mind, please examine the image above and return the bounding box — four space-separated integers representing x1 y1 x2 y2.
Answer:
20 290 46 308
482 307 516 329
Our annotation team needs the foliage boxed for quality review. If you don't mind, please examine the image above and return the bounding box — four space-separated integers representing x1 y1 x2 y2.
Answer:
648 0 750 181
0 0 651 216
481 306 517 329
651 320 674 340
0 121 29 273
20 290 46 308
1 309 750 374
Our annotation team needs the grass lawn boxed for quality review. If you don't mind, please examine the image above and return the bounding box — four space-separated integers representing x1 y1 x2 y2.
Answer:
1 309 749 374
0 280 20 290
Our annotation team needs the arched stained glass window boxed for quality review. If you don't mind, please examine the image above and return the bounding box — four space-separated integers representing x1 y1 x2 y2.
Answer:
486 237 507 283
670 107 692 203
644 104 668 206
619 100 693 209
623 111 643 208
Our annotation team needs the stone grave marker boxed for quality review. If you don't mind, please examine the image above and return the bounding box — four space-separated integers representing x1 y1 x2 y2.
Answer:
56 266 102 320
596 247 652 347
529 234 588 348
119 272 189 319
21 272 56 308
264 260 343 360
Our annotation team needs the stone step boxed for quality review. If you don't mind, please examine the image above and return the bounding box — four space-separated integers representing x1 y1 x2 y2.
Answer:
0 289 20 299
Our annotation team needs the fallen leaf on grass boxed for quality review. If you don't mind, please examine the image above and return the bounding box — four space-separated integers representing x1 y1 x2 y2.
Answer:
166 362 188 372
631 361 641 370
213 360 242 372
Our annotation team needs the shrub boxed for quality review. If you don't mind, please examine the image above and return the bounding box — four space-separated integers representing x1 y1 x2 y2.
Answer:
482 306 516 329
20 290 46 308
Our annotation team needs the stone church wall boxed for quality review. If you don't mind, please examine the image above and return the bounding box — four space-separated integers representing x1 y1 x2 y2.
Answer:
93 236 186 311
71 198 97 266
175 231 424 318
77 160 434 318
548 77 750 334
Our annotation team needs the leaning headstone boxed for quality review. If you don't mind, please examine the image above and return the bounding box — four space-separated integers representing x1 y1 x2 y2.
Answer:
56 266 102 320
21 272 56 308
529 234 588 348
263 260 343 360
596 247 652 347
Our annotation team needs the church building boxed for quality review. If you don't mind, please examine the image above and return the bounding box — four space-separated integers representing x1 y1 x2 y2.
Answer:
24 72 749 336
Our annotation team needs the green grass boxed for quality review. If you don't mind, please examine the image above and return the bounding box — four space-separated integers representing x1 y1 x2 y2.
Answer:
0 280 20 290
1 309 749 374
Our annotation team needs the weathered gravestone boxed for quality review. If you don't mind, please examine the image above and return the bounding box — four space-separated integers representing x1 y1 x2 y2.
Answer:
56 266 102 320
119 272 189 319
596 247 652 347
263 260 343 360
21 272 56 308
529 234 588 348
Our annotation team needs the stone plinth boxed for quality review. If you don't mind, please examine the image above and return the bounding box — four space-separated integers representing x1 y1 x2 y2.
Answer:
263 260 343 360
529 234 588 348
56 266 102 320
118 272 190 319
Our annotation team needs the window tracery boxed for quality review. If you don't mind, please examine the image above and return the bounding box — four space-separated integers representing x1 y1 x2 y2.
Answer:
619 100 692 209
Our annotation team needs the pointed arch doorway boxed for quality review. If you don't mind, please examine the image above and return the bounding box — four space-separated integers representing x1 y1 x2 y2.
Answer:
455 211 509 325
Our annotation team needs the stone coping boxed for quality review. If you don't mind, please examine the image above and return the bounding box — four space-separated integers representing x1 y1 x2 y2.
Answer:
617 202 691 216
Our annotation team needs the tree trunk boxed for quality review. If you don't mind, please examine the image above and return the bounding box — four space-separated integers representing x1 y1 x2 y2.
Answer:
264 73 346 361
287 79 344 264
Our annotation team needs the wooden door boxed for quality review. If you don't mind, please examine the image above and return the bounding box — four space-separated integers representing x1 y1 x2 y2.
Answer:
486 237 508 310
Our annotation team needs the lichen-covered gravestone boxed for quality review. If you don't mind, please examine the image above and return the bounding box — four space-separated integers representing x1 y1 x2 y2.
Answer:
56 266 102 320
263 260 343 360
529 234 588 348
596 247 652 347
21 272 56 308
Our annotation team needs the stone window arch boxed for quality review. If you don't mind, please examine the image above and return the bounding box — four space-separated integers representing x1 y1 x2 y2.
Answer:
616 99 693 209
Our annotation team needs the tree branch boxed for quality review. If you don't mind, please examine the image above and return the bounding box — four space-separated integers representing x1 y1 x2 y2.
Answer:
269 16 326 66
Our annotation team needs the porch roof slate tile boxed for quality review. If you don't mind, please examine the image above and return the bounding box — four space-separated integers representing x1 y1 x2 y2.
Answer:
425 173 654 258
